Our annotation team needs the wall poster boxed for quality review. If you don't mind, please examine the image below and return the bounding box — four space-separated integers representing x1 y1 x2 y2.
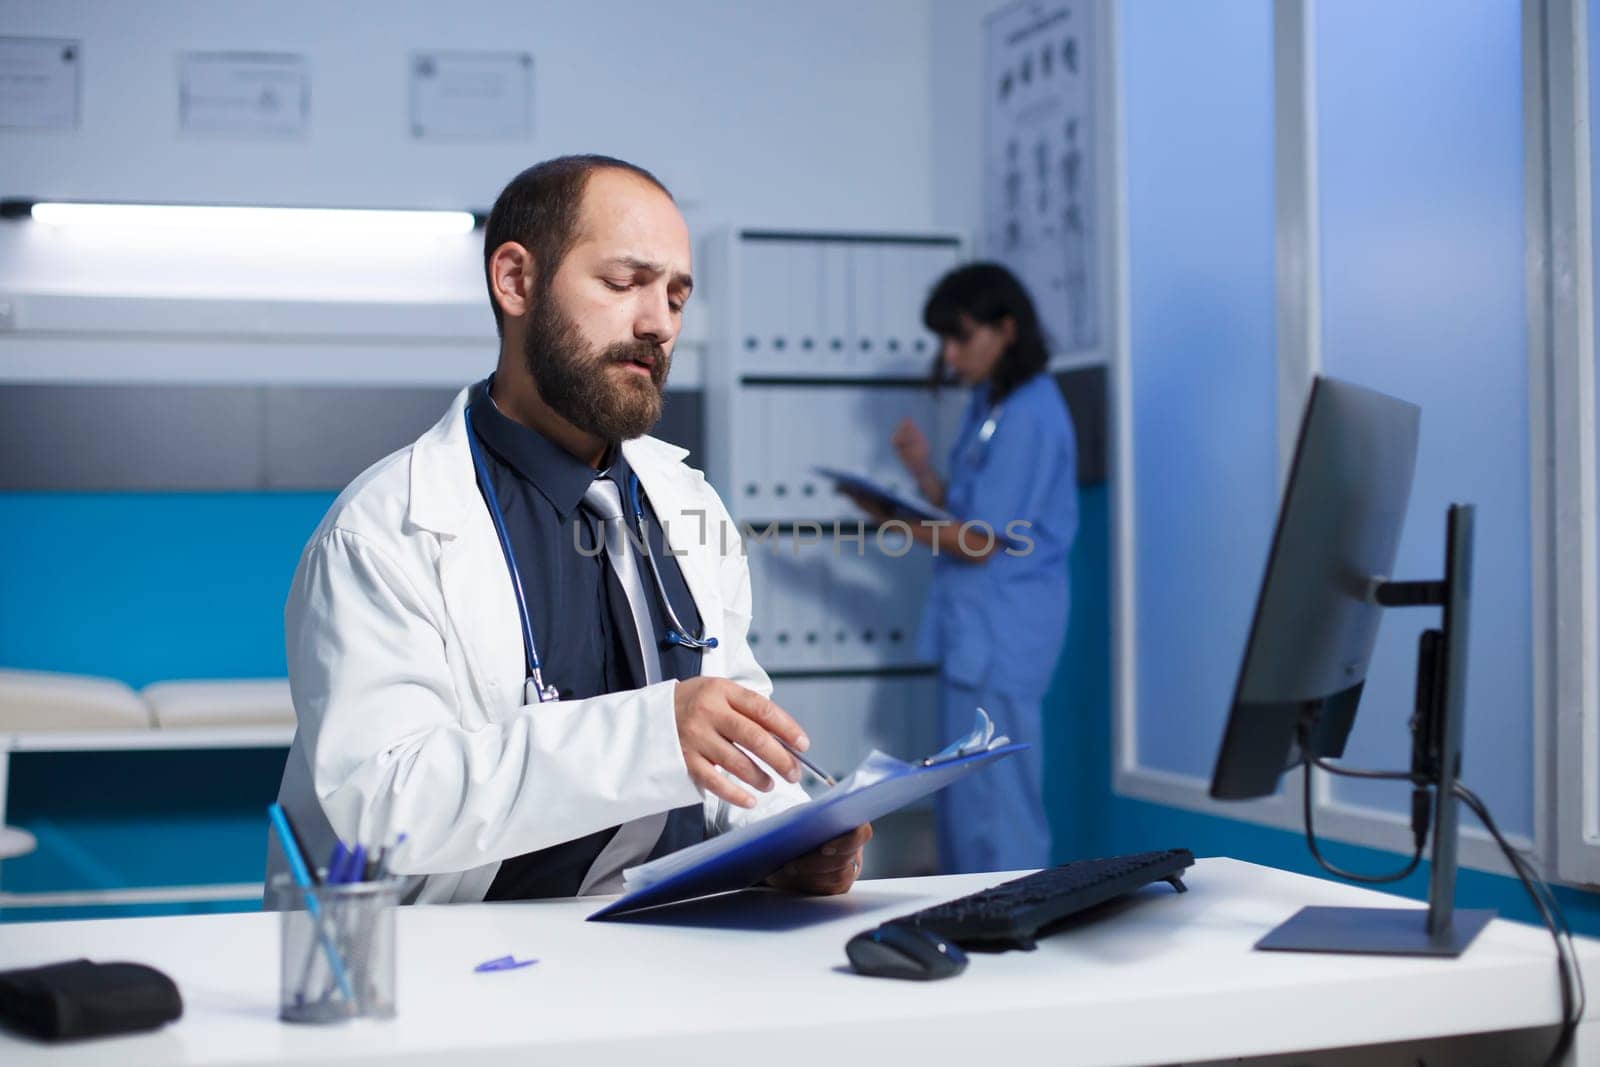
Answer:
986 1 1098 355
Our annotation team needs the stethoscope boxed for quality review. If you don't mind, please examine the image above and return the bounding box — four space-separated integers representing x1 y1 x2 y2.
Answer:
960 401 1005 467
464 406 717 704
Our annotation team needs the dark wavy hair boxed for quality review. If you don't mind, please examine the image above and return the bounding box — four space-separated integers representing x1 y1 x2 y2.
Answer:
921 262 1050 403
482 155 673 337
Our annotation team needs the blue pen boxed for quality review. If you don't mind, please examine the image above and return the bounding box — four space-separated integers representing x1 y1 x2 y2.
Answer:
475 955 538 973
268 804 356 1002
373 833 407 881
347 845 366 884
327 841 351 885
280 808 321 886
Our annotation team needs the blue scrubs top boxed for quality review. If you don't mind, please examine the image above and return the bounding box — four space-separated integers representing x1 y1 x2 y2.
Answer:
915 372 1078 699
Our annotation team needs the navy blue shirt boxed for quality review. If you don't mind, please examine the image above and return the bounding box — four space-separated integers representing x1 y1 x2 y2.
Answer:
466 378 706 899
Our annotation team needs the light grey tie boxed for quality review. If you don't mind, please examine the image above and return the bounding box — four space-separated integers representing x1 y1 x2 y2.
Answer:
582 476 663 686
576 475 669 896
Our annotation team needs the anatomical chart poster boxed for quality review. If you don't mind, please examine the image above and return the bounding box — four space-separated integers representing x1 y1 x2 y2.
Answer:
986 1 1098 355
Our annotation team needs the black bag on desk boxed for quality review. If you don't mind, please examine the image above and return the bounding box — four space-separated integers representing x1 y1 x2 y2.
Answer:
0 959 182 1040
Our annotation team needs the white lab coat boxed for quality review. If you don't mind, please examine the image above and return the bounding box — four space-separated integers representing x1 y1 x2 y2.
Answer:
268 387 807 904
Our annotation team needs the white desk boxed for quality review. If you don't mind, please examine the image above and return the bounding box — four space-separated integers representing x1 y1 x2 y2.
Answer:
0 857 1592 1066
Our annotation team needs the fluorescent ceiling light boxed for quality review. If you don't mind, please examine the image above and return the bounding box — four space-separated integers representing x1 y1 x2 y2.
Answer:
2 200 480 235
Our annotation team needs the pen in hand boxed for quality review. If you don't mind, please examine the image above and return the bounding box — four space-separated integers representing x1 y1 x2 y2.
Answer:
777 736 836 788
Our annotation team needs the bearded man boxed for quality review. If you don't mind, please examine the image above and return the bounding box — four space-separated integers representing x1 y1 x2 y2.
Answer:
268 156 869 903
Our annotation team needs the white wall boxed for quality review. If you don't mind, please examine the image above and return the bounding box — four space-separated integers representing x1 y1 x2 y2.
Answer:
929 0 1116 370
0 0 938 380
929 0 1007 242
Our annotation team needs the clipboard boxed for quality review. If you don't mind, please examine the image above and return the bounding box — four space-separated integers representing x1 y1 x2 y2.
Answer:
811 466 956 525
813 466 1026 550
587 742 1027 920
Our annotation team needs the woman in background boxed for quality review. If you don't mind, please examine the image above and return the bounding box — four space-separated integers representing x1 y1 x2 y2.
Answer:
850 262 1077 874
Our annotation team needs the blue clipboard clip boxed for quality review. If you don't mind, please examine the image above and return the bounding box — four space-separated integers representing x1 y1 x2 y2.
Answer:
922 707 1011 767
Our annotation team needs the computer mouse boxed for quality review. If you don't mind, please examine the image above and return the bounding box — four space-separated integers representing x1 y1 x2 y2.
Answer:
845 923 968 980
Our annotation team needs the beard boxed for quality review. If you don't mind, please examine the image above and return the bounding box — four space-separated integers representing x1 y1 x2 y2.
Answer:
522 290 670 444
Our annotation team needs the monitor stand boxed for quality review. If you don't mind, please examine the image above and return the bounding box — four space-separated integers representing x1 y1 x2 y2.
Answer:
1256 505 1495 959
1257 903 1495 957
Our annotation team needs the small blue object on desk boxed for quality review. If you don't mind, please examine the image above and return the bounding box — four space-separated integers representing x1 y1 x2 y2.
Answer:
474 955 538 973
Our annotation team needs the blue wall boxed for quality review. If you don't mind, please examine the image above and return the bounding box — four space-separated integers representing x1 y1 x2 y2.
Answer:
0 492 332 917
0 492 332 685
1042 486 1111 863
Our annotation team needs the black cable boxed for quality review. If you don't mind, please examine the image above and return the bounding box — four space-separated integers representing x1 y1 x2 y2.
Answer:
1463 795 1577 1067
1296 721 1425 884
1293 728 1582 1063
1305 752 1422 782
1301 761 1425 884
1454 783 1583 1067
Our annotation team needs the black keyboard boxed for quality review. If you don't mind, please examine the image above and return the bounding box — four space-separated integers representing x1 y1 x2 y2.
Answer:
890 848 1195 952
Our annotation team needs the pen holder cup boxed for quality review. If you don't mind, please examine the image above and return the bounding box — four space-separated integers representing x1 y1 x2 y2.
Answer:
270 873 404 1024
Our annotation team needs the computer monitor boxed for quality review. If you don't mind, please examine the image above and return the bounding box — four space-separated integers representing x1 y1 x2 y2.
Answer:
1208 375 1493 956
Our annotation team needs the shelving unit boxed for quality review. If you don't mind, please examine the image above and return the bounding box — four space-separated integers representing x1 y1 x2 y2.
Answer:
701 230 966 856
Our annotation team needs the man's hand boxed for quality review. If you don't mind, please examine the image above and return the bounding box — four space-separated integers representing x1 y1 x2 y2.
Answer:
674 677 806 809
766 824 873 895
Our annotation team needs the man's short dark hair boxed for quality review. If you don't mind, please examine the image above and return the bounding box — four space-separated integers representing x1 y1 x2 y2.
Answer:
482 155 673 336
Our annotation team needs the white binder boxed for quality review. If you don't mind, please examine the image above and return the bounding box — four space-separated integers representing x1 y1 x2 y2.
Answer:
879 244 917 375
782 241 822 376
739 241 785 370
847 244 882 374
819 241 853 375
781 534 829 670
